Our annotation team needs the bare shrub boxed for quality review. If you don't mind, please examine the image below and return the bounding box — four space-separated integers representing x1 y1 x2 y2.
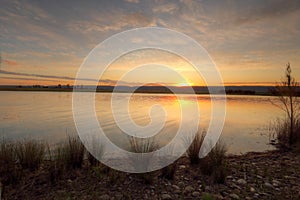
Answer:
270 63 300 149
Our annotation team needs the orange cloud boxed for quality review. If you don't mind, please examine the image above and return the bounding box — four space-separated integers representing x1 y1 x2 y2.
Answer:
2 59 19 66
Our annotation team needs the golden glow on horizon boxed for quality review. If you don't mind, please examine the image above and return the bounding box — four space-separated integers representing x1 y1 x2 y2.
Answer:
176 82 194 87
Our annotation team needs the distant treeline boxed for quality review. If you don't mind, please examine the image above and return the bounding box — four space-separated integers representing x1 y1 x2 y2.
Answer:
0 85 299 96
225 89 256 95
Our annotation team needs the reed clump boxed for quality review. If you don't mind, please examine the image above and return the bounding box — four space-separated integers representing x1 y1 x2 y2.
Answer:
64 136 85 169
87 140 105 167
128 136 159 184
184 132 205 165
0 140 20 184
47 145 67 183
184 130 228 183
15 140 46 171
200 141 228 184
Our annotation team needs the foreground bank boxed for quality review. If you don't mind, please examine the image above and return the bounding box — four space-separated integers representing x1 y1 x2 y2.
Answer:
2 150 300 200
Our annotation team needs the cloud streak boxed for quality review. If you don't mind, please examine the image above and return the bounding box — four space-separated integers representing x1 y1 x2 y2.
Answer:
0 69 151 86
0 69 95 82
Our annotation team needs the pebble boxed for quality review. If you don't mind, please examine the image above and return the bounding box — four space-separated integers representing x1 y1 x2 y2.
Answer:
232 189 240 195
205 186 211 191
232 183 241 190
184 186 194 193
264 182 274 189
161 194 172 200
174 190 181 194
214 194 224 199
172 185 180 190
192 191 200 197
250 187 255 192
178 181 185 188
229 193 240 199
256 175 263 179
179 165 186 169
272 180 280 187
263 192 271 196
99 194 110 200
114 194 123 200
237 179 247 185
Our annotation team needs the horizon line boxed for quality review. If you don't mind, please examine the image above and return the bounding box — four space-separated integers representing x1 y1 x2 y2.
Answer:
0 84 278 87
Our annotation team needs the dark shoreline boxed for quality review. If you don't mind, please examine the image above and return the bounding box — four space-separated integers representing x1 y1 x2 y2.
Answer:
2 149 300 199
0 85 290 96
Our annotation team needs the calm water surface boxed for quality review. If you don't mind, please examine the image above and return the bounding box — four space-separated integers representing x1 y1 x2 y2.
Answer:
0 91 280 154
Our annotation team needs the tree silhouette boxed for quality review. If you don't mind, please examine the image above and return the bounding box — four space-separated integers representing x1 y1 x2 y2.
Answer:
271 63 300 146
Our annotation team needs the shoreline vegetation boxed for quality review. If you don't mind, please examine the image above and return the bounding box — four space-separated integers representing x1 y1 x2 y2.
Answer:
1 85 300 96
1 137 300 200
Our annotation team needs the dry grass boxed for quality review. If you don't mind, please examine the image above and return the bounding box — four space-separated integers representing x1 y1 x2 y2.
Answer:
47 136 85 182
47 145 67 183
160 161 177 180
15 140 45 171
128 136 159 184
159 145 177 180
270 117 300 150
87 140 105 167
200 141 228 183
64 136 85 169
184 131 205 165
128 136 159 154
0 140 20 184
183 131 228 183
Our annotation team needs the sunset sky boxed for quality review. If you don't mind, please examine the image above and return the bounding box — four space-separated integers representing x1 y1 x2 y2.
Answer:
1 0 300 86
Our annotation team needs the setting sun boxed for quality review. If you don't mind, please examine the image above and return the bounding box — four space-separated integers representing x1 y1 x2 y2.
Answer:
176 82 193 87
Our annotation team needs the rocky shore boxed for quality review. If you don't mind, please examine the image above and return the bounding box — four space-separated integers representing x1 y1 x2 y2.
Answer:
2 150 300 200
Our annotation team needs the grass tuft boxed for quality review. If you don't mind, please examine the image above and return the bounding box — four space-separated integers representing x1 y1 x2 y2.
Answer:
184 131 205 165
200 141 228 183
159 145 177 180
128 136 159 184
270 117 300 150
0 140 20 184
47 145 67 183
87 139 105 167
15 140 45 171
64 136 85 169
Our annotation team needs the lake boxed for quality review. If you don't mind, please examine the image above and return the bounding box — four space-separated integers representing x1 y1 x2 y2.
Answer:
0 91 281 154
